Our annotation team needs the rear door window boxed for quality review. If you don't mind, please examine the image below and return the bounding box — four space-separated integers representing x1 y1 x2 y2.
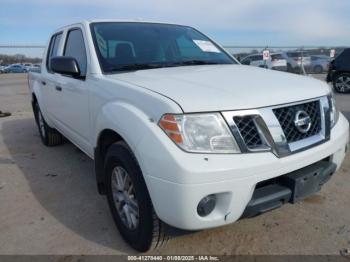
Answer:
46 33 62 72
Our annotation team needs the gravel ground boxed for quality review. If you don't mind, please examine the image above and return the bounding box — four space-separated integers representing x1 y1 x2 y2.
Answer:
0 73 349 255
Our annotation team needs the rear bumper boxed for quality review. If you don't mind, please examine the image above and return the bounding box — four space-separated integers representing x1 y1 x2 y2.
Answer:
137 114 349 230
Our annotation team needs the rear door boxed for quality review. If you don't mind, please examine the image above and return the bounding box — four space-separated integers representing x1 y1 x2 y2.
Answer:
42 32 64 123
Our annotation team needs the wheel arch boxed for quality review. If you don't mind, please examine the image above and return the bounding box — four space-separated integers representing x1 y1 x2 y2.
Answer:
31 81 55 127
31 93 38 122
93 101 154 195
332 69 350 79
94 128 125 194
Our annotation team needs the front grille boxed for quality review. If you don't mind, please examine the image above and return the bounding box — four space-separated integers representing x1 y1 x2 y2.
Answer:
273 101 322 143
233 115 263 149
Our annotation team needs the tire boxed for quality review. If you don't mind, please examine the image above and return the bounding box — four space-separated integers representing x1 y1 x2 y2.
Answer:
105 141 168 252
333 73 350 93
34 103 64 146
313 65 323 74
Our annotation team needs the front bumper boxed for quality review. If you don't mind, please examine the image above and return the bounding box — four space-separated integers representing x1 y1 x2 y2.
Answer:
136 114 349 230
241 160 337 218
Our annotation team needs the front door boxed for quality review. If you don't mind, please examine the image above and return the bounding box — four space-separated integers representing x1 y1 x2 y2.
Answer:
56 27 91 153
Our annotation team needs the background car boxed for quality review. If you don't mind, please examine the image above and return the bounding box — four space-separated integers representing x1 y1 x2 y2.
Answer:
241 53 287 71
281 51 311 73
23 63 33 71
4 64 27 73
241 54 266 67
270 53 288 71
310 55 331 74
0 65 5 73
327 48 350 93
28 64 41 73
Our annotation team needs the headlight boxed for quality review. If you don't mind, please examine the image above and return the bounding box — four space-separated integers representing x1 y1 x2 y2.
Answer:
329 93 339 128
159 113 240 153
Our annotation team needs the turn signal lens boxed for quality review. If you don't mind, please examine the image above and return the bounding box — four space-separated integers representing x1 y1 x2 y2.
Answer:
159 114 183 144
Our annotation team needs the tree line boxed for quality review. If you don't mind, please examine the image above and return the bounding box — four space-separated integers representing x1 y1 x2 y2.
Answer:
0 54 42 65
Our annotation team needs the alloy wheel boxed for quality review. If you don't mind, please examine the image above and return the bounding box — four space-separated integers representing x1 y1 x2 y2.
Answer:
111 166 139 230
335 75 350 93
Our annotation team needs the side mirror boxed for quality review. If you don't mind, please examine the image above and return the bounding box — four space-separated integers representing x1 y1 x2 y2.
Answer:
50 56 81 77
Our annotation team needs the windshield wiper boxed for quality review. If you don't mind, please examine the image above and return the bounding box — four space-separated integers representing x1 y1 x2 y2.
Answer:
109 63 165 72
174 60 221 66
109 60 222 72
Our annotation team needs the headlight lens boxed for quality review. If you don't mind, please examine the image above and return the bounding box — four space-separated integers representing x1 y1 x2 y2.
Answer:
329 94 339 128
159 113 240 153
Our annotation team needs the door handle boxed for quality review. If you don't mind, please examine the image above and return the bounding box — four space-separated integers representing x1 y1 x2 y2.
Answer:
55 86 62 92
41 81 46 86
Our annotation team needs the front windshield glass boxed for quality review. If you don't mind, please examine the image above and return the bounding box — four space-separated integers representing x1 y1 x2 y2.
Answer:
90 22 236 73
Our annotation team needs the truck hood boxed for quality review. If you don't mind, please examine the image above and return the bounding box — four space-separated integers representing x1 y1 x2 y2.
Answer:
106 64 331 112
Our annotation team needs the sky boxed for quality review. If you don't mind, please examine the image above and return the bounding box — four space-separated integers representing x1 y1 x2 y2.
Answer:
0 0 349 57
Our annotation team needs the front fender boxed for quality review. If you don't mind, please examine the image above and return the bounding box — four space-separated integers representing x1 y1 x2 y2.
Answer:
93 100 163 194
94 101 156 153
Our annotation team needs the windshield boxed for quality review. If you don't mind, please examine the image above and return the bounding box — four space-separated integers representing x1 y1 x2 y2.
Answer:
90 22 236 73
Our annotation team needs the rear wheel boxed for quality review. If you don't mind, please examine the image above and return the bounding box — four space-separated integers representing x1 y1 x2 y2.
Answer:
333 73 350 93
105 141 168 252
34 103 64 146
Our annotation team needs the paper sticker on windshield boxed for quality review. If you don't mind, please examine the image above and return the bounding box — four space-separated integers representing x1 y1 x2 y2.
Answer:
193 40 221 53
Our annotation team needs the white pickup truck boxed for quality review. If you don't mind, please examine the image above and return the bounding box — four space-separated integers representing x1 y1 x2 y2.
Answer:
28 20 349 252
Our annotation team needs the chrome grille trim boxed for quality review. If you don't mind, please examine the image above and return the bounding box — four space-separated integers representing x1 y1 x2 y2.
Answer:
233 115 264 149
222 96 331 158
273 101 322 142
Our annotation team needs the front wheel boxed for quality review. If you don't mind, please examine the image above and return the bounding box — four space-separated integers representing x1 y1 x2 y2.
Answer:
105 141 168 252
333 73 350 93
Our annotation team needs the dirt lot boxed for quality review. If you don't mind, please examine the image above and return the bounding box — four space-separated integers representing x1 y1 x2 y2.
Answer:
0 73 349 255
